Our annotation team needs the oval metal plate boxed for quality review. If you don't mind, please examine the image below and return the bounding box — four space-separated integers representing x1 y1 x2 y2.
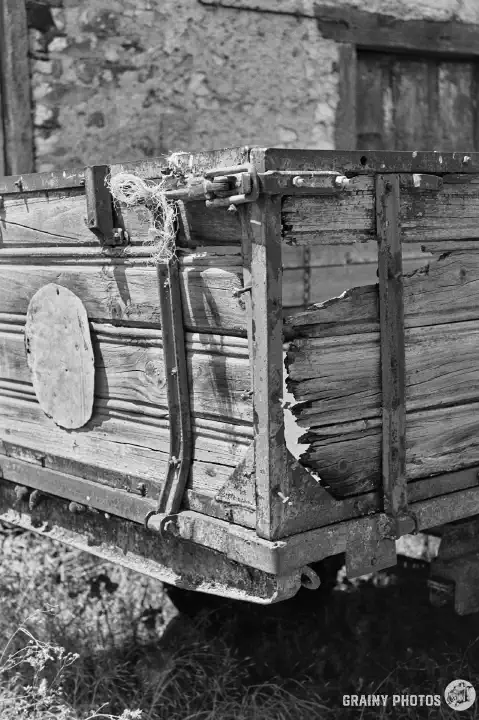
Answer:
25 283 95 429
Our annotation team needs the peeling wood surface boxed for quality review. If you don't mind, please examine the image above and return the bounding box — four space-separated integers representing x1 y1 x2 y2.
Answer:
282 176 479 246
25 284 95 430
286 252 479 337
286 250 479 497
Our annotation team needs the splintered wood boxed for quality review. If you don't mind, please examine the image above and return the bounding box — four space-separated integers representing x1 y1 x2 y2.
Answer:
285 250 479 498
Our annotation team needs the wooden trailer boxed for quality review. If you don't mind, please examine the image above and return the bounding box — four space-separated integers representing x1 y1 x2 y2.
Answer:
2 146 479 611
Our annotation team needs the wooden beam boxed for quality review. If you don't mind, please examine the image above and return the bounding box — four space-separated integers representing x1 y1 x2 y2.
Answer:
376 174 407 519
0 0 34 174
315 4 479 58
335 44 357 150
248 194 289 540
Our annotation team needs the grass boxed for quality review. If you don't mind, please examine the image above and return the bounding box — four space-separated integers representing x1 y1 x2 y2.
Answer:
1 522 479 719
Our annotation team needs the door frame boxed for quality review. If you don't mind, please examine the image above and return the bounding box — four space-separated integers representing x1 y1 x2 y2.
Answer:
0 0 34 175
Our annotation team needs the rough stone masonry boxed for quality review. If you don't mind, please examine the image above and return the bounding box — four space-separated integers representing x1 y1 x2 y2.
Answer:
26 0 479 172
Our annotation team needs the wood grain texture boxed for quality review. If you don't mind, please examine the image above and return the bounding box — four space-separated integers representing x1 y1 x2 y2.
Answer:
25 284 95 430
249 196 288 540
286 251 479 497
0 190 242 249
2 323 253 424
0 0 34 174
286 252 479 337
282 176 479 246
314 4 479 57
282 257 425 310
0 263 247 334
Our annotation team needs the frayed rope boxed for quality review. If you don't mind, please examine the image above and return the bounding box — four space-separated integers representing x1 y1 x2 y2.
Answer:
106 169 179 264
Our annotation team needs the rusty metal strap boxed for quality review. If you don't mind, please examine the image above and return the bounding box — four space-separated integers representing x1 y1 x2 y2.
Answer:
145 258 192 525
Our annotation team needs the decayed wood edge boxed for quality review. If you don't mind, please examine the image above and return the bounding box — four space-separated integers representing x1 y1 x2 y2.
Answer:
376 174 407 518
248 195 289 540
314 4 479 58
0 479 300 604
335 44 357 151
0 0 34 175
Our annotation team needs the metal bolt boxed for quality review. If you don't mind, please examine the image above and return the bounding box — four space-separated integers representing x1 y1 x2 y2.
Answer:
14 179 23 191
292 176 306 188
334 175 350 189
28 490 43 511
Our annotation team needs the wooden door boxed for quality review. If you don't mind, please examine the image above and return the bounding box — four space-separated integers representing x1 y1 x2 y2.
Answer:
357 51 479 152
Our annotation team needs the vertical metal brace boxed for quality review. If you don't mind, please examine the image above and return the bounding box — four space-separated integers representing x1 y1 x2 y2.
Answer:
346 174 413 578
145 257 192 526
84 165 128 246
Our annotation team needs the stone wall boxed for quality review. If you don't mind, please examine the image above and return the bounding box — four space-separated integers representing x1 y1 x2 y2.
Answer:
26 0 479 171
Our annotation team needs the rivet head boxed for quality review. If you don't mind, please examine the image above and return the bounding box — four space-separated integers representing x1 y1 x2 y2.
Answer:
293 176 306 188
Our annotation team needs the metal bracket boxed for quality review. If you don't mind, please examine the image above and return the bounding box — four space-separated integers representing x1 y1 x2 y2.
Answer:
203 163 260 209
144 257 192 528
84 165 129 247
259 170 352 195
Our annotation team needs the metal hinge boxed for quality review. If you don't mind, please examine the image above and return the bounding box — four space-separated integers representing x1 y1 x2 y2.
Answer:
84 165 130 246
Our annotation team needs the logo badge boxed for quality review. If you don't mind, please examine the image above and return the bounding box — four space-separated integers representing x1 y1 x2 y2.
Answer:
444 680 476 711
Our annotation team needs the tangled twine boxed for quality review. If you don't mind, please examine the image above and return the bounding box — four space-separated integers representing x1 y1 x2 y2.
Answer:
106 171 178 264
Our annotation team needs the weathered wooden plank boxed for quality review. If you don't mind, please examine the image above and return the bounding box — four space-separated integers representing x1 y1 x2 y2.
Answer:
0 0 34 174
1 323 253 424
0 393 249 495
287 321 479 427
376 174 407 518
249 196 288 540
298 402 479 498
314 4 479 58
438 62 475 151
390 57 439 151
282 176 479 246
0 264 247 334
282 257 425 309
356 51 389 151
336 44 357 150
286 252 479 338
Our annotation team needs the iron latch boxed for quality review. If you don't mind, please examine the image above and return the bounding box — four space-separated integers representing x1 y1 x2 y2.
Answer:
163 163 260 211
84 165 129 246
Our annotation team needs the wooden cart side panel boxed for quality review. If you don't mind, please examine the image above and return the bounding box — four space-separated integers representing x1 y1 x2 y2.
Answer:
0 173 258 529
282 175 479 248
285 248 479 500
